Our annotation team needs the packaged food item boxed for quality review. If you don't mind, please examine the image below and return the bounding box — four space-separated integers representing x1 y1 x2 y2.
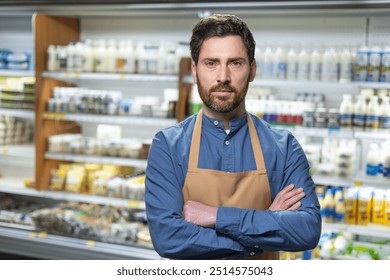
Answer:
372 189 385 225
384 190 390 226
357 187 373 225
344 187 359 224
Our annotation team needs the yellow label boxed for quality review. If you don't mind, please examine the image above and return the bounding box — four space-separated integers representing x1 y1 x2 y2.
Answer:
127 200 142 209
2 147 8 154
74 72 80 78
119 74 126 80
357 199 371 225
86 240 96 247
344 198 357 224
64 72 70 78
29 232 36 238
38 231 47 238
372 199 385 225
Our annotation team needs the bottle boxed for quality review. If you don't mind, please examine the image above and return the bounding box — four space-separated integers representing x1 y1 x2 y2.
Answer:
262 46 274 79
357 187 373 226
106 39 118 73
382 141 390 178
82 39 94 72
321 46 339 82
272 46 287 80
46 45 57 71
297 47 310 81
372 189 385 224
286 46 298 80
94 39 108 72
367 46 382 82
73 41 84 72
366 143 381 176
365 95 381 129
309 47 322 81
384 190 390 226
58 46 68 71
189 84 202 115
344 187 359 224
353 95 367 128
380 45 390 82
323 187 335 223
66 43 75 72
354 45 369 81
380 96 390 129
334 196 346 224
339 47 353 82
339 94 353 127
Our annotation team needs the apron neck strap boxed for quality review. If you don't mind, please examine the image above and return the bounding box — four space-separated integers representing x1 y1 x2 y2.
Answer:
188 110 265 171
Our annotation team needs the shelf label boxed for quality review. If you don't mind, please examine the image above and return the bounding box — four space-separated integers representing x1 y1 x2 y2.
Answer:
38 231 47 238
127 200 142 209
119 74 126 80
2 147 8 154
86 240 96 247
29 232 36 238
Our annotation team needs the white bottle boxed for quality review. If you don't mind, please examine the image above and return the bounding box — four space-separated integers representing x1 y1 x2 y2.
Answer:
255 46 264 79
58 46 68 71
322 47 339 82
66 43 75 72
353 95 367 128
366 95 381 129
262 46 274 79
366 143 381 176
106 39 118 73
175 41 190 75
94 39 108 72
339 47 353 82
73 41 84 72
297 47 310 81
380 45 390 82
286 46 298 81
367 46 382 82
46 45 57 71
380 96 390 129
82 39 94 72
309 47 322 81
354 45 369 81
339 94 353 127
272 46 287 80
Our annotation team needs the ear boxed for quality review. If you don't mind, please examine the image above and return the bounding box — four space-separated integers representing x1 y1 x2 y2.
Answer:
249 59 257 82
191 60 198 84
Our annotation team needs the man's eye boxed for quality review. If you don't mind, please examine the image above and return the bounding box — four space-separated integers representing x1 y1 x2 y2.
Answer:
206 61 216 67
230 61 242 67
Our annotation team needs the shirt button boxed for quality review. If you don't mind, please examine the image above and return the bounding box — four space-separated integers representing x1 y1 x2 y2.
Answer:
225 140 230 145
250 252 255 256
214 120 219 126
254 245 259 249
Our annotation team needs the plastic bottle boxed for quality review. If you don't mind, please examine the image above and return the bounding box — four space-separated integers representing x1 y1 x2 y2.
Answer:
297 47 310 81
382 141 390 178
58 46 68 71
357 187 373 226
344 187 359 224
94 39 108 72
82 39 94 72
272 46 287 80
189 84 202 115
380 96 390 129
323 187 335 223
286 46 298 80
115 40 127 73
73 41 84 72
309 47 322 81
372 189 385 224
354 45 369 81
380 45 390 82
367 46 382 82
321 46 339 82
339 47 353 82
384 190 390 226
123 40 136 73
366 143 381 176
66 43 75 72
46 45 57 71
365 95 381 129
334 196 346 223
339 94 353 127
262 46 274 79
106 39 118 73
353 95 367 128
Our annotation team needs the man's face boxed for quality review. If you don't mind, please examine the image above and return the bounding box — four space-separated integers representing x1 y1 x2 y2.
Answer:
192 35 256 114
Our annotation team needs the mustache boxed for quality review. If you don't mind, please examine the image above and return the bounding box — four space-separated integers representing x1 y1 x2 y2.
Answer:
209 83 235 92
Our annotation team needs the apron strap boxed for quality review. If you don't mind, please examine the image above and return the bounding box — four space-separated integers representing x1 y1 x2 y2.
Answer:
188 110 267 173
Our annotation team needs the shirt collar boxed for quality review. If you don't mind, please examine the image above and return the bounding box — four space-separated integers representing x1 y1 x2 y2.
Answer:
202 112 248 135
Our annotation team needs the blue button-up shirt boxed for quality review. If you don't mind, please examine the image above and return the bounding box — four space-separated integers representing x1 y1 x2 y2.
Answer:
145 112 321 259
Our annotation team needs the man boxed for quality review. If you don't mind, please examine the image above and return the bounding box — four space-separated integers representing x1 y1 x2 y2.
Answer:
145 14 321 260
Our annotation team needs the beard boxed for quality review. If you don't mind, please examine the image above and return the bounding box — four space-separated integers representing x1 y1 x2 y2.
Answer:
196 76 250 114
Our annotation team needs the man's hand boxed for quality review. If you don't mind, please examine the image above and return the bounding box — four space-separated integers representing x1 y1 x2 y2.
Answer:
183 200 217 227
269 184 305 211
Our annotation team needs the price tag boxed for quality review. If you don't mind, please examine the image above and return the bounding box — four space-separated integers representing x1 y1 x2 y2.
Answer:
119 74 126 80
86 240 96 247
127 200 141 209
2 146 8 154
64 72 70 78
29 232 36 238
38 231 47 238
74 72 80 78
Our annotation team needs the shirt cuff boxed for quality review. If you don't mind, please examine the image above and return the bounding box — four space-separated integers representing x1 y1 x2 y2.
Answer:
215 206 242 239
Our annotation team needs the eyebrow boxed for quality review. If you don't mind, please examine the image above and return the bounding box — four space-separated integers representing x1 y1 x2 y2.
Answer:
201 57 247 62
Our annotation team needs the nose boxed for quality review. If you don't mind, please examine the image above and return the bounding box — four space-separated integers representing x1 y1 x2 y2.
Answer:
217 64 231 84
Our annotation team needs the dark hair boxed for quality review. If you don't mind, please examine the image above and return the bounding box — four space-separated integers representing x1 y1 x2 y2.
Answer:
190 14 256 64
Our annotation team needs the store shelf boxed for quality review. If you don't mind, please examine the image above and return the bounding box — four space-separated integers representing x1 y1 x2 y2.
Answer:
0 178 145 210
322 222 390 239
0 226 160 260
0 70 34 77
45 152 148 169
43 112 177 127
42 71 178 83
312 173 390 189
0 144 34 158
0 108 35 119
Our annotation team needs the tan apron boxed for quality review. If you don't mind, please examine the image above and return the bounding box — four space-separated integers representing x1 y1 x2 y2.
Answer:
182 110 279 260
